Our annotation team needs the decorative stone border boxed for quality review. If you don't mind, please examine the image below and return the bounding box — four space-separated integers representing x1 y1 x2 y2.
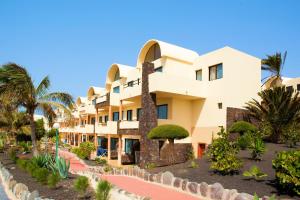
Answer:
88 165 275 200
0 161 53 200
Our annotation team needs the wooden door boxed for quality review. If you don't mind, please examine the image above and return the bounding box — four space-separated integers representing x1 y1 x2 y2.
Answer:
198 143 206 158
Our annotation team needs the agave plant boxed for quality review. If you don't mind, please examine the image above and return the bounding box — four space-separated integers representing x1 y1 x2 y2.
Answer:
248 137 266 160
32 154 48 168
243 165 267 180
56 157 70 179
44 154 57 172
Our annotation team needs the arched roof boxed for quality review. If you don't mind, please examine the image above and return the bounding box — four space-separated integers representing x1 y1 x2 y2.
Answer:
105 63 135 86
137 39 199 68
87 86 105 99
76 97 87 105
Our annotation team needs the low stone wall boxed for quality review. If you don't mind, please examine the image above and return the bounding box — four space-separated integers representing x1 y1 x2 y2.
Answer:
159 143 192 165
88 165 274 200
0 161 52 200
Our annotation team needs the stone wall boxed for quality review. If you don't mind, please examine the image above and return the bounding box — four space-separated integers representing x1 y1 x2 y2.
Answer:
88 165 274 200
139 62 159 167
0 161 52 200
159 143 192 166
226 107 258 129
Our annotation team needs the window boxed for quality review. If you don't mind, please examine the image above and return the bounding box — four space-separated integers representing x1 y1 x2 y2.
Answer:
297 84 300 91
218 103 222 109
127 81 134 87
125 139 140 154
196 69 202 81
286 86 293 92
127 110 133 121
113 112 119 121
99 116 103 123
104 115 108 123
110 138 118 150
91 117 96 124
113 86 120 93
92 98 97 105
137 108 142 121
157 104 168 119
154 66 163 72
209 63 223 81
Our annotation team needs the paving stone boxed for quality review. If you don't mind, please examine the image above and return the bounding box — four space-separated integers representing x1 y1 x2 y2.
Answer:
8 179 17 190
187 182 198 194
149 174 156 182
13 183 28 198
210 182 224 200
28 190 39 200
199 182 209 197
162 171 174 185
20 190 29 200
156 172 163 183
173 177 183 188
234 193 253 200
181 179 189 191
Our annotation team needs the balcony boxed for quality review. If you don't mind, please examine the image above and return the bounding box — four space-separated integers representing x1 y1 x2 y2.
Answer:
95 121 118 134
121 78 142 100
119 121 139 129
78 104 96 114
96 93 110 108
149 72 207 99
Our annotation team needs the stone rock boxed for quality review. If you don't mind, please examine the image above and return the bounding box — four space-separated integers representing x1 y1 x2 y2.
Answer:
199 182 209 197
187 182 198 194
221 189 231 200
156 172 163 183
13 183 28 198
181 179 189 191
8 179 17 190
210 182 224 200
162 171 174 185
149 174 156 182
123 168 128 175
173 178 183 188
20 190 29 200
234 193 254 200
143 172 150 181
28 190 39 200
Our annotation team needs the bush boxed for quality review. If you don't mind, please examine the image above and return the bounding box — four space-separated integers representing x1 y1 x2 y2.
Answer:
103 165 112 173
147 124 189 140
16 159 29 170
47 129 57 138
282 124 300 148
243 165 267 180
8 147 17 162
96 180 112 200
272 150 300 195
18 141 31 153
95 157 107 166
72 142 96 160
145 163 156 169
47 172 61 188
31 154 48 168
74 176 89 197
33 168 49 184
189 160 198 168
25 162 38 176
237 132 252 150
248 136 266 160
229 121 257 135
56 157 70 179
207 128 242 175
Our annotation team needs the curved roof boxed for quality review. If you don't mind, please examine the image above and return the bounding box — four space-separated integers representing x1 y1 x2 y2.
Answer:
76 97 87 105
137 39 199 68
87 86 105 99
105 63 135 86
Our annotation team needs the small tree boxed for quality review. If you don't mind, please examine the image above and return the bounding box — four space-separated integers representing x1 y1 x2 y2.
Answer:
148 124 189 164
229 121 257 135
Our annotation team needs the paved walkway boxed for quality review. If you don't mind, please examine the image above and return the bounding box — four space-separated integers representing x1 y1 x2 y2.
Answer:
59 150 200 200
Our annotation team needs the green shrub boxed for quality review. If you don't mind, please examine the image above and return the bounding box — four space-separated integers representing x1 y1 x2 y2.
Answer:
237 132 252 150
248 137 265 160
229 121 257 135
33 168 49 184
145 163 156 169
18 141 31 153
253 193 275 200
243 165 267 180
187 146 195 160
8 147 18 162
207 128 242 175
95 157 107 166
282 124 300 148
272 150 300 195
47 172 61 188
147 124 189 140
25 161 37 176
74 176 89 197
189 160 198 168
103 165 112 173
72 142 96 160
16 159 29 170
47 129 57 138
96 180 112 200
32 154 48 168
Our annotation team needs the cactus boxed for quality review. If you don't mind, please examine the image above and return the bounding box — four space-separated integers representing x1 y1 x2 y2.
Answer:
56 157 70 179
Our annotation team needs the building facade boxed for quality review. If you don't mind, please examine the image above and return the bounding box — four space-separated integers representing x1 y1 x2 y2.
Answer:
58 39 261 166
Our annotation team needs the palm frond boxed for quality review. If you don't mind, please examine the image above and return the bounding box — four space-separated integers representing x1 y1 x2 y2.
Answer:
40 92 74 107
36 76 50 98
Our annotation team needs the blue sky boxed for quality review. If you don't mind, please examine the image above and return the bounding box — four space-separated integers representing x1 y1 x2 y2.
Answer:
0 1 299 98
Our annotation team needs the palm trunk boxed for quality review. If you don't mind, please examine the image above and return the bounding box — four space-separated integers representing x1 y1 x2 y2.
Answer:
29 114 39 156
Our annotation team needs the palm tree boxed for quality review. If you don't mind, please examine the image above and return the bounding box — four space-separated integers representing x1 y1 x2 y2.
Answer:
0 63 74 155
245 86 300 143
261 51 287 88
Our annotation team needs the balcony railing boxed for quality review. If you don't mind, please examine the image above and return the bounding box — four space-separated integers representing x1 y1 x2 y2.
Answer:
119 121 139 129
121 78 142 100
95 121 118 134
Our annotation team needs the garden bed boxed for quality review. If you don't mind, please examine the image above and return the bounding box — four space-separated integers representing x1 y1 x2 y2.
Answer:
0 151 95 200
147 142 300 199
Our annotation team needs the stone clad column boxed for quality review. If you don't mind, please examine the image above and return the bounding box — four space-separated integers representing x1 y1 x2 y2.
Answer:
139 62 159 167
117 136 122 165
107 135 111 160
